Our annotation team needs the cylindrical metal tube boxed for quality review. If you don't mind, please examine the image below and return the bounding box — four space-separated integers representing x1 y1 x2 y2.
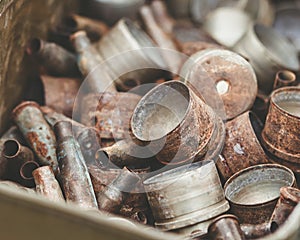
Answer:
270 187 300 232
33 166 65 203
12 101 58 173
26 38 80 77
273 70 297 91
70 31 117 93
150 0 174 34
0 126 26 145
208 215 246 240
241 222 271 239
55 121 98 209
97 167 140 213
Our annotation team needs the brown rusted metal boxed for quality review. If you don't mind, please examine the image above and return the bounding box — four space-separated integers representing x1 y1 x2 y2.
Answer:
80 92 141 139
139 5 181 74
144 161 229 234
180 49 257 120
262 87 300 164
217 111 270 181
55 121 98 209
270 187 300 233
40 75 81 118
70 31 117 93
180 41 224 57
150 0 174 34
2 139 38 187
252 91 270 123
33 166 65 203
26 38 80 77
129 211 148 225
97 167 140 214
64 14 109 42
273 70 297 90
131 80 216 165
208 215 246 240
224 164 296 225
95 140 153 169
12 101 58 173
240 222 271 239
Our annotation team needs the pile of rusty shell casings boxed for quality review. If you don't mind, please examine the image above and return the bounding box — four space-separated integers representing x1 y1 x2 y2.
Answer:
70 31 117 93
262 87 300 167
63 14 109 42
40 75 81 118
54 121 98 210
224 164 296 225
143 161 229 236
26 38 81 78
232 24 299 94
12 101 58 173
84 0 145 26
97 167 140 214
270 187 300 233
94 18 167 84
32 166 64 203
2 139 39 187
80 92 141 140
217 111 270 182
208 215 246 240
131 80 219 165
180 49 258 121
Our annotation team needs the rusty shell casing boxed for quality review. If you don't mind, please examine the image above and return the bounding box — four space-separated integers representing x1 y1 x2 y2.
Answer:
80 92 141 140
270 187 300 233
273 70 297 91
251 91 270 123
55 121 98 209
26 38 80 78
12 101 58 173
180 49 258 121
150 0 175 34
131 80 217 165
240 222 271 239
208 215 246 240
233 24 299 94
40 75 81 118
70 31 117 93
143 161 229 233
203 7 252 48
33 166 65 203
3 139 37 186
224 164 296 225
97 167 140 213
95 18 167 85
139 5 181 74
41 107 101 166
217 111 270 181
262 87 300 164
95 140 153 169
0 126 26 145
65 14 109 42
0 181 36 194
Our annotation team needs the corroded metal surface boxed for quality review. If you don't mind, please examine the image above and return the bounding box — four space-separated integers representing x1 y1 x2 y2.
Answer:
33 166 64 203
0 0 78 135
217 111 270 181
55 121 98 209
208 215 245 240
224 164 295 225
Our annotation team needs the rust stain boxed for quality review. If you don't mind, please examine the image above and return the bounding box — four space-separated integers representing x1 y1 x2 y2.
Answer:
27 132 48 157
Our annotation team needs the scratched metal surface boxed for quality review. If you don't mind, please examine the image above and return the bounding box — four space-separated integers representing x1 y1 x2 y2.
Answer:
0 0 78 134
